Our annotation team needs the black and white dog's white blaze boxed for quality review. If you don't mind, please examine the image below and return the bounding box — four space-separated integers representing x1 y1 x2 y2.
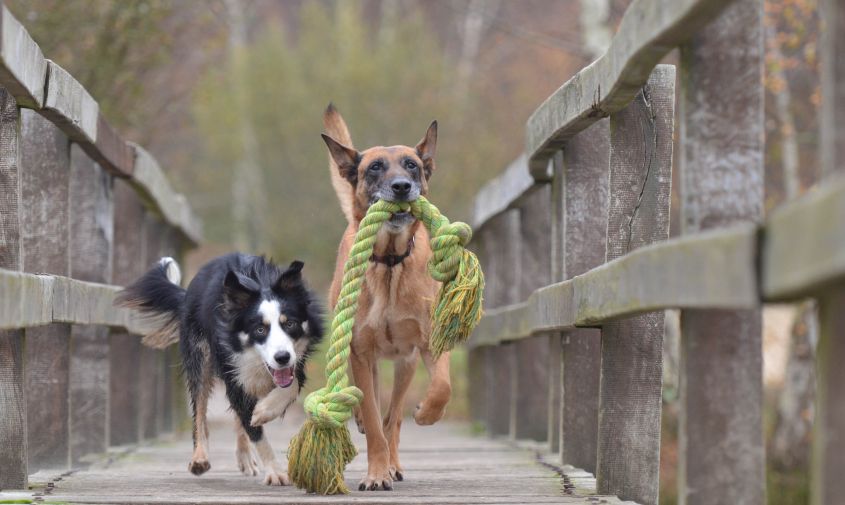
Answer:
117 253 323 486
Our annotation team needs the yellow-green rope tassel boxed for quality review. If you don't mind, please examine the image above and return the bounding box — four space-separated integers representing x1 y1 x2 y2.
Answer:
287 196 484 494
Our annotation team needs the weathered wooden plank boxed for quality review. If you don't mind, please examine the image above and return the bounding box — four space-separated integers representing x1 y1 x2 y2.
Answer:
525 0 735 178
814 287 845 505
0 329 26 489
110 180 148 446
595 65 674 505
546 151 564 455
25 323 71 471
513 186 551 442
68 145 112 465
0 85 25 490
80 115 134 178
20 108 70 274
42 61 98 143
0 87 20 270
478 210 520 437
763 174 845 300
467 224 759 347
559 118 607 474
20 107 72 473
0 5 47 108
131 144 201 245
108 333 141 446
812 3 845 503
69 325 110 465
471 154 534 228
573 224 758 323
677 2 765 504
69 144 113 283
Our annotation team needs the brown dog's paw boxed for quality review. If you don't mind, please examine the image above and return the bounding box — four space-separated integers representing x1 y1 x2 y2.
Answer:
358 470 392 491
188 458 211 476
414 400 447 426
389 466 404 482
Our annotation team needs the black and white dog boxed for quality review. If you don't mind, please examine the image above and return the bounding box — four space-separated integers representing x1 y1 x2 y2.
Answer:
117 253 323 486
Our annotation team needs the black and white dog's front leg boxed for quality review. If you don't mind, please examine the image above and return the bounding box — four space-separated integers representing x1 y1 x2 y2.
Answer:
250 384 298 427
228 384 292 486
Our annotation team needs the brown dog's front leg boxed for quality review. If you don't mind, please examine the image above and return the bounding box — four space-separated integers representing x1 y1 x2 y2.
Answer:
350 349 392 491
415 349 452 425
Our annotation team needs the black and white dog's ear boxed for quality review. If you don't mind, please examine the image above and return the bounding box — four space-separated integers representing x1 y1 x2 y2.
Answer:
274 260 304 291
223 271 258 310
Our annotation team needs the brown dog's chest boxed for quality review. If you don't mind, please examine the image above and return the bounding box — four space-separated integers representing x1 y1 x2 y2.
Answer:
352 259 438 359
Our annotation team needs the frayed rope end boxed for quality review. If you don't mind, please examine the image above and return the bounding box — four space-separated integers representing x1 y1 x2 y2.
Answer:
287 420 357 495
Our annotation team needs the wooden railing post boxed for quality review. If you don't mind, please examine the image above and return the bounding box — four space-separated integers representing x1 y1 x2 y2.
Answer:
0 87 26 489
513 185 551 442
678 1 765 504
110 180 147 446
559 119 609 473
813 1 845 502
20 109 72 472
68 144 113 464
468 227 490 432
140 213 163 440
478 210 520 437
547 152 564 454
596 65 675 505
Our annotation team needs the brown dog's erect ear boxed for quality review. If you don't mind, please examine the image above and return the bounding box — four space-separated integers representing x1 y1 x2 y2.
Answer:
322 134 360 185
415 120 438 178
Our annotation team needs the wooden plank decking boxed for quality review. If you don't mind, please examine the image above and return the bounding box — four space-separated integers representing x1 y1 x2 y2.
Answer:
3 390 632 505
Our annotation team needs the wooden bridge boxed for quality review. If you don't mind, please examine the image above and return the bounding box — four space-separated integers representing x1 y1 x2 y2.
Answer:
0 0 843 504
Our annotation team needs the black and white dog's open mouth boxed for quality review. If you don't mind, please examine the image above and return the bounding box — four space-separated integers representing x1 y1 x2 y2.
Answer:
266 365 294 388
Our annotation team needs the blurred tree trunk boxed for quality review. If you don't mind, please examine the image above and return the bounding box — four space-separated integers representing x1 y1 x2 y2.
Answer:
766 23 801 200
771 301 818 470
455 0 500 104
579 0 611 59
225 0 266 252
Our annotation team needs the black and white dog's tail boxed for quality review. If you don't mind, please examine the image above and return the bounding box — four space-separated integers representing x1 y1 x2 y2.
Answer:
116 257 185 349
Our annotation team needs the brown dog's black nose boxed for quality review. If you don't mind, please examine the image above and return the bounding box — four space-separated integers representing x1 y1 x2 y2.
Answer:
391 178 412 196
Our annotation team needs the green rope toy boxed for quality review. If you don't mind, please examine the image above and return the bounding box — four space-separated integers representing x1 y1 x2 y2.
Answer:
287 196 484 494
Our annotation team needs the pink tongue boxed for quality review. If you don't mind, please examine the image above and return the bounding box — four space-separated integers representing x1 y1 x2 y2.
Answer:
272 367 294 388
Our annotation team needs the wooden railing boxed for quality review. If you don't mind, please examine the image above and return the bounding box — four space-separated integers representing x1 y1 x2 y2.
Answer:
0 4 200 490
466 1 844 505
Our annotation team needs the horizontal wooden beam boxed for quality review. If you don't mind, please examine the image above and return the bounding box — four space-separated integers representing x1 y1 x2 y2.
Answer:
0 268 155 335
0 4 201 245
470 177 845 348
469 225 759 347
525 0 736 179
762 175 845 300
472 154 540 228
0 4 46 108
41 60 98 144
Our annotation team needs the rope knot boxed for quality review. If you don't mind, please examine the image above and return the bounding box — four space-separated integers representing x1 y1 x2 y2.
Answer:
303 385 363 429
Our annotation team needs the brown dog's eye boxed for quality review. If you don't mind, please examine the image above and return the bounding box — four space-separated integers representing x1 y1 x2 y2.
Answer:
368 161 383 172
405 160 417 171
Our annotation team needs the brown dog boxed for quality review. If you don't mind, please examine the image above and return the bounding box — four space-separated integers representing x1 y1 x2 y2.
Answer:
322 105 452 491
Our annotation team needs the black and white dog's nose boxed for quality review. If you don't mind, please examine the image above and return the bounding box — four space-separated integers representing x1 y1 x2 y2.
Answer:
274 351 291 366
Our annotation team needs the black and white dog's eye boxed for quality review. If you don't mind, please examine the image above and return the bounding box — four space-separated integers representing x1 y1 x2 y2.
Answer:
255 326 265 335
282 320 298 331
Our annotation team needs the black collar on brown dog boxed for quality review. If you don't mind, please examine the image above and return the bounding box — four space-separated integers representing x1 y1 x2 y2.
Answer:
370 237 415 267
